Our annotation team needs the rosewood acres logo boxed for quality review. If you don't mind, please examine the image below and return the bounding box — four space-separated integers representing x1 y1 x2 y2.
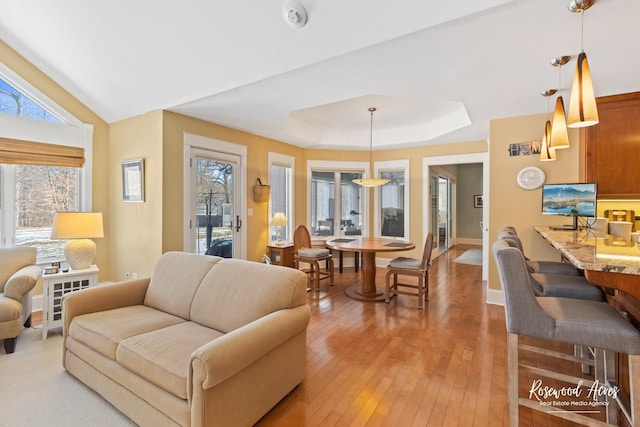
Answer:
528 378 619 411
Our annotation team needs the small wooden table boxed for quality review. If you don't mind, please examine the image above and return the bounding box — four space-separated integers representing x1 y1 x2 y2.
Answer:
266 243 295 268
326 237 414 301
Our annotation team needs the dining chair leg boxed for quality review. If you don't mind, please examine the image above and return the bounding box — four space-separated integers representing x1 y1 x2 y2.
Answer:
417 277 424 310
508 333 519 427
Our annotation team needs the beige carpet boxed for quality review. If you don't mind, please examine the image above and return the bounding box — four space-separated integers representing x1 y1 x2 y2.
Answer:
452 248 483 266
0 326 135 427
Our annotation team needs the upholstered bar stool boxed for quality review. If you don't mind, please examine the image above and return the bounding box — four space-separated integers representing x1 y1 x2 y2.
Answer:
498 229 581 276
499 236 604 301
493 239 640 427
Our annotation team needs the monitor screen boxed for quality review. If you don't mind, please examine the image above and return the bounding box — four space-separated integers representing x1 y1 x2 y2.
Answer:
541 182 597 217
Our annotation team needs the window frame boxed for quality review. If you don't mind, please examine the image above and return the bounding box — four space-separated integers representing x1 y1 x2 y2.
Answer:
0 61 94 261
374 159 410 239
268 152 295 243
306 160 370 238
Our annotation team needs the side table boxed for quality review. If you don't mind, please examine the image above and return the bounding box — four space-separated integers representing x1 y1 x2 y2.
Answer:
266 243 295 268
41 265 99 340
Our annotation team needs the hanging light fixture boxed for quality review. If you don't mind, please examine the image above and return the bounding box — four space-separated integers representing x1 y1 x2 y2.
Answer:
567 0 599 128
539 90 557 162
549 56 571 150
353 107 390 187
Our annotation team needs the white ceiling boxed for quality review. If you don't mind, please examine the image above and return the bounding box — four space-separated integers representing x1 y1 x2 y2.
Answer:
0 0 638 150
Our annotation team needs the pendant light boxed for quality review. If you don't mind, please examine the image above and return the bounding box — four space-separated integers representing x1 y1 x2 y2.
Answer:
353 107 389 187
539 90 557 162
549 56 571 150
567 0 599 128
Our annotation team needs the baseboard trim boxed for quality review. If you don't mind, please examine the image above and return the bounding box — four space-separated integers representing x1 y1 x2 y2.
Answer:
457 237 482 245
486 288 504 306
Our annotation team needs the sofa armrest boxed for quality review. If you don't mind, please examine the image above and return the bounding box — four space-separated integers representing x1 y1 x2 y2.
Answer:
4 265 40 301
63 278 150 337
188 304 310 400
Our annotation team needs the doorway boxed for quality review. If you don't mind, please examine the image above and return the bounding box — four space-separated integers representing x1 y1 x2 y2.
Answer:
183 133 247 259
423 153 489 282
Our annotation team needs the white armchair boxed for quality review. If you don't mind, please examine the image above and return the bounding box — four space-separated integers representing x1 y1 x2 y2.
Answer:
0 247 40 353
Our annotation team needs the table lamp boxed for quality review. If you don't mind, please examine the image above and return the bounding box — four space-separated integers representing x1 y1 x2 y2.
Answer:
51 212 104 269
271 212 288 245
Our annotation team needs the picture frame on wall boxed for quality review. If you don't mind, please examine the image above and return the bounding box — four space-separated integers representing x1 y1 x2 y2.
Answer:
122 158 145 202
474 195 483 208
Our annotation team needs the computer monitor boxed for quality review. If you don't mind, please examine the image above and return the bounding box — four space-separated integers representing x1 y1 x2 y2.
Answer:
541 182 597 230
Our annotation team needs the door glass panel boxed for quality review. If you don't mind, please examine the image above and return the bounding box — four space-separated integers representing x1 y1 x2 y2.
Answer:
380 170 405 237
339 172 363 236
311 171 363 237
195 157 234 257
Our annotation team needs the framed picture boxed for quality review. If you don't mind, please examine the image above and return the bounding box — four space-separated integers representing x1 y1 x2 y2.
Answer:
474 195 483 208
122 158 145 202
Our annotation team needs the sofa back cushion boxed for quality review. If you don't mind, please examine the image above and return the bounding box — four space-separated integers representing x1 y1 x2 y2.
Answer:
190 259 308 333
0 247 36 292
144 252 221 319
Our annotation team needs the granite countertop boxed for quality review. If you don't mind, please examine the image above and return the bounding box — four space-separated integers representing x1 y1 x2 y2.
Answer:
534 226 640 275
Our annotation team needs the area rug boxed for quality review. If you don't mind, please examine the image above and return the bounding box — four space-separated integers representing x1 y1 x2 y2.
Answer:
0 326 134 426
452 248 483 266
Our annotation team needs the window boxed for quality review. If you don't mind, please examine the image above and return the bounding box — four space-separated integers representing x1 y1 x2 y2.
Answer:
11 165 80 258
374 160 409 239
0 62 93 261
269 153 294 243
308 160 368 238
0 78 62 123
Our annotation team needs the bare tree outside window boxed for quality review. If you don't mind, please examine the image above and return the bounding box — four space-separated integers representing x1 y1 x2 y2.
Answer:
15 165 80 258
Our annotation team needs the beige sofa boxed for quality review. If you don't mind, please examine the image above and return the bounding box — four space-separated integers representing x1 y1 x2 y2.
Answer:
62 252 310 427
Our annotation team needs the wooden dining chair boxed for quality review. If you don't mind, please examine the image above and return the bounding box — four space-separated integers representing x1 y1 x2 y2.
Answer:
293 225 334 292
384 232 433 309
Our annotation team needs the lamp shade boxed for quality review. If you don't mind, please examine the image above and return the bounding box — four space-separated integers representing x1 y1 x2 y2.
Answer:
51 212 104 239
51 212 104 270
549 96 570 150
271 212 288 227
539 121 556 161
567 52 599 128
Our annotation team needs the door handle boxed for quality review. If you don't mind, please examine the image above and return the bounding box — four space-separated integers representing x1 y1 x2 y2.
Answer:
235 215 242 232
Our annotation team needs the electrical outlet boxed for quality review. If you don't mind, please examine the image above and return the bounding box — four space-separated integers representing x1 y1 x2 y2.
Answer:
132 272 138 279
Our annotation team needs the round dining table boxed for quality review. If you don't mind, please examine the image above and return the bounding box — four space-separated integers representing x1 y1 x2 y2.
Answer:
326 236 415 301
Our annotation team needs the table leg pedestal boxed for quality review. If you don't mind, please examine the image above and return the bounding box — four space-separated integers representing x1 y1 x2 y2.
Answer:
345 252 384 301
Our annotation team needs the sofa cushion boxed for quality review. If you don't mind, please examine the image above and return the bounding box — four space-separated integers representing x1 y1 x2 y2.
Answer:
117 321 224 399
144 252 222 320
69 305 186 360
190 259 308 333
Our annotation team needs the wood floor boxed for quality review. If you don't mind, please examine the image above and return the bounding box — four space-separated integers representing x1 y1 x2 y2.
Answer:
31 244 603 426
256 244 601 427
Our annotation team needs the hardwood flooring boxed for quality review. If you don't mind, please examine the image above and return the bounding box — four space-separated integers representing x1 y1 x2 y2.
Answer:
257 244 601 427
32 244 604 426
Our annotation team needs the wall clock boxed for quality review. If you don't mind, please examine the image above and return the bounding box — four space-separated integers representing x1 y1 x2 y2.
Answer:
516 166 546 190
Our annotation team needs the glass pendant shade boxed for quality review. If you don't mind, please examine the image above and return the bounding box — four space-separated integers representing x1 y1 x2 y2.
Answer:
549 96 570 149
353 107 389 188
540 121 556 161
567 52 599 128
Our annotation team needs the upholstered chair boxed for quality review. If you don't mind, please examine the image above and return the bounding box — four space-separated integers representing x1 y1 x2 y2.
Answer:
498 235 603 301
498 228 580 276
493 239 640 426
0 247 40 353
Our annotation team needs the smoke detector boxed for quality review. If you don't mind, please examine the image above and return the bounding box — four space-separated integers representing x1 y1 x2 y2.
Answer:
283 1 308 28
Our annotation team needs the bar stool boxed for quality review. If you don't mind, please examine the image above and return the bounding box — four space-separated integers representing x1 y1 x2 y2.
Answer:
498 228 581 277
493 239 640 426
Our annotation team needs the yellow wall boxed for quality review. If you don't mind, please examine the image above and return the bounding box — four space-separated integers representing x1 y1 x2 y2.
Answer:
488 113 580 291
108 111 164 280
